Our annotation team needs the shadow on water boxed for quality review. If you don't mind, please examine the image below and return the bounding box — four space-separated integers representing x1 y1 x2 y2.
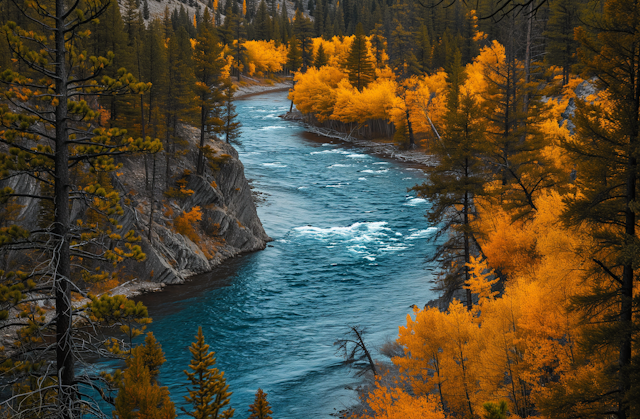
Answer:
135 252 261 321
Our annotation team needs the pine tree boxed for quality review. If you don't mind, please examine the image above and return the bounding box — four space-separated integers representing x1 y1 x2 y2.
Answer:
389 19 420 80
412 51 487 308
194 11 226 175
227 8 247 80
558 0 640 416
287 35 303 73
114 342 176 419
0 0 161 414
293 8 314 70
222 78 242 144
416 24 432 73
314 0 324 36
143 0 150 19
183 326 235 419
255 0 271 39
314 42 328 68
164 24 196 187
344 22 375 90
544 0 581 85
247 388 273 419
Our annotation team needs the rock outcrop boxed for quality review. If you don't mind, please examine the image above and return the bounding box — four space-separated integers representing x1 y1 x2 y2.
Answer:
4 127 269 286
117 138 270 285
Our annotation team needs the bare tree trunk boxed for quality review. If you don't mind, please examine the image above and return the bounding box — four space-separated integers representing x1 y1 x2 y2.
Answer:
148 154 157 242
523 1 533 114
54 4 75 416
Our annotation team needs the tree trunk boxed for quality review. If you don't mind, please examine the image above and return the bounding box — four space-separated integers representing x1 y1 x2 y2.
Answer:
148 154 156 242
464 159 471 310
197 104 207 175
54 4 76 416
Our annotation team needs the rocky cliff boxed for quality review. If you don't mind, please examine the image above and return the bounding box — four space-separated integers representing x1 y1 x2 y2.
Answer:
116 130 270 285
4 125 269 287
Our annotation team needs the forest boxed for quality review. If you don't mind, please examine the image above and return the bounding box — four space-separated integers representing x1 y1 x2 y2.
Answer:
0 0 639 416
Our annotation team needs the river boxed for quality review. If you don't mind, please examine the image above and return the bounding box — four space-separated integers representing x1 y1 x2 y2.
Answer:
137 90 438 418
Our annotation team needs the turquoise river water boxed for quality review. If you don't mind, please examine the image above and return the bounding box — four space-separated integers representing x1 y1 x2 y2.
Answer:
136 90 438 418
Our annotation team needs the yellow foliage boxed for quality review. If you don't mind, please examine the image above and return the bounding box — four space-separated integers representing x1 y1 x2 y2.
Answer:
330 78 398 124
244 40 288 74
290 66 346 122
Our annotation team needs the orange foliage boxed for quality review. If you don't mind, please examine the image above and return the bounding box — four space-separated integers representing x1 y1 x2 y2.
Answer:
388 192 595 417
173 206 203 243
355 383 445 419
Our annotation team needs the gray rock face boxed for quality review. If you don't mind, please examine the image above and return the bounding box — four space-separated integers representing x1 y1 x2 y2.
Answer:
2 136 269 286
123 141 270 285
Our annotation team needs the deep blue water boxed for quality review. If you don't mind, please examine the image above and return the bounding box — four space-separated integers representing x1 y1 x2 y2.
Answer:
137 91 438 418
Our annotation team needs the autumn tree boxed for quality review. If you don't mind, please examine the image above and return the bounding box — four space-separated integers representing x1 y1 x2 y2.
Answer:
184 326 235 419
0 0 162 414
247 388 273 419
113 339 176 419
479 40 559 219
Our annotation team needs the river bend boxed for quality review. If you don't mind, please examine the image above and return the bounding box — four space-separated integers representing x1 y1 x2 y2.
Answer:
138 90 438 418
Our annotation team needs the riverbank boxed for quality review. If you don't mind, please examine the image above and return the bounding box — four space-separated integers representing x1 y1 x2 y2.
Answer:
234 75 292 99
281 111 437 168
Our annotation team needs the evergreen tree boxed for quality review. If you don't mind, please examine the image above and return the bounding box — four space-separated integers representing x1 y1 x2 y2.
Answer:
164 24 196 187
344 23 375 91
255 0 271 39
92 0 131 125
143 0 150 19
194 12 226 175
280 0 292 43
544 0 581 85
412 52 487 308
0 0 161 414
287 35 303 73
371 22 386 68
416 24 432 73
227 8 247 80
114 342 176 419
222 78 242 144
143 19 169 139
293 8 314 70
183 327 235 419
314 0 324 36
558 0 640 416
314 42 328 67
389 19 419 80
247 388 273 419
